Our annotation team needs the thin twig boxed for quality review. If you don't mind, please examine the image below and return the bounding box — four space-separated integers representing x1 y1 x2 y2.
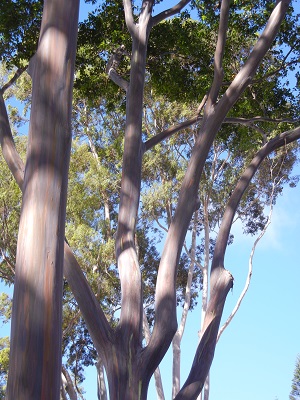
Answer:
0 67 26 95
183 242 204 271
217 144 290 341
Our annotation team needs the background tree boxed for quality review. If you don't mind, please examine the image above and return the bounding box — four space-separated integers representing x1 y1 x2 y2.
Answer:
0 336 9 399
290 355 300 400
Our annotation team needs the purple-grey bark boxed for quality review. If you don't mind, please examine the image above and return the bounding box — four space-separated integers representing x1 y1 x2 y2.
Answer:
6 1 79 399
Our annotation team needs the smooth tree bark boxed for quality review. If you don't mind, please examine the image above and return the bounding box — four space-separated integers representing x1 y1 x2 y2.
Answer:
6 1 79 399
197 146 230 400
62 365 78 400
172 210 200 398
143 310 165 400
96 357 108 400
197 197 211 400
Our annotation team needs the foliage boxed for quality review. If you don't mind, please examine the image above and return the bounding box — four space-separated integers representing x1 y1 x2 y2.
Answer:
0 336 9 399
0 292 11 398
0 293 11 323
0 1 42 67
290 355 300 400
0 140 24 285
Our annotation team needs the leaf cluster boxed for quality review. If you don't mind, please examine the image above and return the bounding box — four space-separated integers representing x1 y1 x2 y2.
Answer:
0 137 25 284
0 293 12 324
290 355 300 400
0 336 9 399
0 0 42 68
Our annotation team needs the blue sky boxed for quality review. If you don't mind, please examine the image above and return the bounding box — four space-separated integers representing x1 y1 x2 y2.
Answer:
209 180 300 400
1 1 300 399
76 172 300 399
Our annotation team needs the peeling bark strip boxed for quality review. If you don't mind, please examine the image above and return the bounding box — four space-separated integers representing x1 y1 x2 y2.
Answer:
6 1 79 399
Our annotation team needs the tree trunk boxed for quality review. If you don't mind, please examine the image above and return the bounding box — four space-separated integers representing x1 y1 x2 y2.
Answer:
142 310 165 399
172 210 199 398
172 332 181 398
175 268 233 399
104 338 151 400
62 365 78 400
96 357 108 400
198 198 210 400
6 1 79 399
203 375 210 400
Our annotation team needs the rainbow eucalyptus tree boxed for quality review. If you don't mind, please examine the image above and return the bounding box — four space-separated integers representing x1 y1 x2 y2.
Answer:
2 0 79 398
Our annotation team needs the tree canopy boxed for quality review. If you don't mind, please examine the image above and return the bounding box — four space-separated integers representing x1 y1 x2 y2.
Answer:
290 355 300 400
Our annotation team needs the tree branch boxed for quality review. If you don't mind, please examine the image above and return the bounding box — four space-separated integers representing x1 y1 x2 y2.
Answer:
185 134 297 398
144 94 207 151
144 108 298 154
172 211 199 397
0 94 25 190
217 148 288 342
144 114 199 151
151 0 192 26
184 242 203 271
0 67 26 95
142 310 165 400
140 0 155 27
107 68 129 91
154 216 169 233
218 0 292 115
212 125 300 274
251 38 300 85
175 268 233 399
207 0 231 106
217 198 272 342
62 310 81 339
252 58 299 85
0 249 15 278
123 0 136 35
225 116 299 125
115 29 148 347
222 58 300 88
63 243 114 362
178 210 199 340
61 365 78 400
